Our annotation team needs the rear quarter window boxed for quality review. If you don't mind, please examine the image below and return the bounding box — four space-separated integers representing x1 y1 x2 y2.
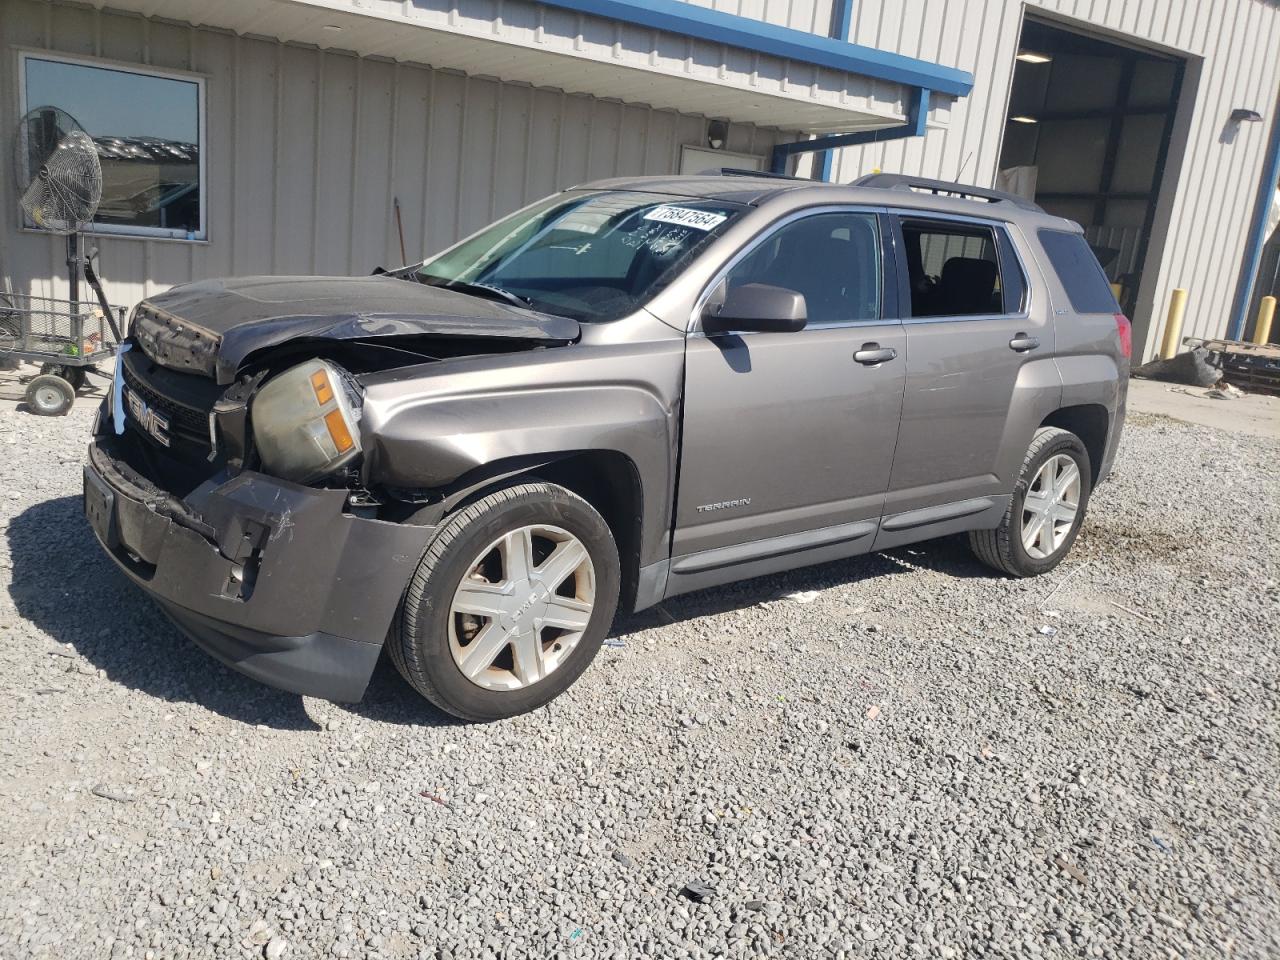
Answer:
1037 229 1121 315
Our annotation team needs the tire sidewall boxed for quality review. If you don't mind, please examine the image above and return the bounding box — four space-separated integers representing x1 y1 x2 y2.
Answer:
405 487 620 720
1006 433 1092 575
27 375 74 417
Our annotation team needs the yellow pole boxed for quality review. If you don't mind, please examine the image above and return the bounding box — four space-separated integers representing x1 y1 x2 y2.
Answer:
1160 288 1188 359
1254 296 1276 346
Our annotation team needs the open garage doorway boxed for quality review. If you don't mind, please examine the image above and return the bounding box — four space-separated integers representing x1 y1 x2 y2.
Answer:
998 18 1185 320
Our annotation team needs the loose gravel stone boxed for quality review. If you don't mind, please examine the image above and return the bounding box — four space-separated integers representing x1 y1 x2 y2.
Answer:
1 399 1278 959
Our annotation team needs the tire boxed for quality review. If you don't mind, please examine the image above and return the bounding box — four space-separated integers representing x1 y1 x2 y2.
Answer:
40 363 87 392
390 481 621 721
25 373 76 417
969 426 1092 577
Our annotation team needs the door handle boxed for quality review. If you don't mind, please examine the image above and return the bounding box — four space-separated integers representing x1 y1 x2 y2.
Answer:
1009 333 1040 352
854 343 897 365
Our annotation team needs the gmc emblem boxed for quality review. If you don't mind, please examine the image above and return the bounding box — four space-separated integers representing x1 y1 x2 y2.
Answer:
124 386 171 447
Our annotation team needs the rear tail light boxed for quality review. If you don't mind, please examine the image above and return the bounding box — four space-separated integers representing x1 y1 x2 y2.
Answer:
1114 313 1132 359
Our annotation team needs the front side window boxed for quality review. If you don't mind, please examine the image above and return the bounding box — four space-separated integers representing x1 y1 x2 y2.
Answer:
419 191 743 322
901 219 1025 318
722 212 881 325
19 53 205 240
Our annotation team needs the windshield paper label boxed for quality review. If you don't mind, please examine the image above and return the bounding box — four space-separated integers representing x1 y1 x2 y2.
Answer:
642 206 726 231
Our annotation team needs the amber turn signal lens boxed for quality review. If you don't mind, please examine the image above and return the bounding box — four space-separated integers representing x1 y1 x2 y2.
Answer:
310 369 334 405
323 408 355 452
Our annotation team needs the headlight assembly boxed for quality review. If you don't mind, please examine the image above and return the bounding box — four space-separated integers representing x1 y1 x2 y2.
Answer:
252 359 362 483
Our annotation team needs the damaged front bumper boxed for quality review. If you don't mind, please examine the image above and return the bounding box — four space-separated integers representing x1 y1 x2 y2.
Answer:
83 430 433 701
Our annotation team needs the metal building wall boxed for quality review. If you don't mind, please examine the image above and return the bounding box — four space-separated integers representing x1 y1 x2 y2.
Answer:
0 0 788 307
827 0 1280 359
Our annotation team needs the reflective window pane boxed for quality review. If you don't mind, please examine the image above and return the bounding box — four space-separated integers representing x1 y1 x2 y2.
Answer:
725 213 881 325
22 56 202 238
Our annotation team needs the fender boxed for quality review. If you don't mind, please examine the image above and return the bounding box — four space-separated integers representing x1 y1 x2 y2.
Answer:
1055 352 1126 482
356 341 685 566
991 355 1064 487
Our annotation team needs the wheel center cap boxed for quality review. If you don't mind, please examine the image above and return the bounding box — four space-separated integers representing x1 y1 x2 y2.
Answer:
502 579 550 631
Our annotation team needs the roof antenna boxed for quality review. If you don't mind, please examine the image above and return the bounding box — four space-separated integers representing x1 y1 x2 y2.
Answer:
954 151 974 184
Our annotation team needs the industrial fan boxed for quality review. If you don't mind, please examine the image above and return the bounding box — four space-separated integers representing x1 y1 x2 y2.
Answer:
6 106 124 415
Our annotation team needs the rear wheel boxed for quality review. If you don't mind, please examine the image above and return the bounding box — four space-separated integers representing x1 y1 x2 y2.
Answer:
25 373 75 416
390 481 620 721
969 427 1091 577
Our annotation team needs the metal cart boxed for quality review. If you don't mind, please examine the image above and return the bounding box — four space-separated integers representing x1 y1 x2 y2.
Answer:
0 291 126 416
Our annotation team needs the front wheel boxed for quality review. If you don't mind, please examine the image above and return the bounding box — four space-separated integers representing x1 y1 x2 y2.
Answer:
390 481 621 721
969 427 1092 577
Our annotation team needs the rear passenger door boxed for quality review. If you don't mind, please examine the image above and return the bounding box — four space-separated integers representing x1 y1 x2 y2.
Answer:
878 214 1056 545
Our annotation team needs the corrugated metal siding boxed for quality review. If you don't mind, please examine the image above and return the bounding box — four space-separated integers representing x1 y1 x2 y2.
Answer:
83 0 912 133
0 0 789 306
829 0 1280 358
674 0 836 35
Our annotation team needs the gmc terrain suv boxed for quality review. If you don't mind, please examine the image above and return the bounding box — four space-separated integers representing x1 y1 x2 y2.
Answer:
84 172 1129 720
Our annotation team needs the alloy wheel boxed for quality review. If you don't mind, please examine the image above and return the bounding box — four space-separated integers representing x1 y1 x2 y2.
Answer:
447 524 596 691
1021 453 1081 560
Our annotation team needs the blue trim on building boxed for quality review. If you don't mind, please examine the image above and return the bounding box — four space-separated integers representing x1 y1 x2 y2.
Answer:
771 87 931 174
828 0 855 46
1229 104 1280 340
537 0 973 97
817 149 835 182
817 0 857 182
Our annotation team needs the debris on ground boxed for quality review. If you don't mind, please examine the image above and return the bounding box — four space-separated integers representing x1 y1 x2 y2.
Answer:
420 791 455 811
611 850 634 868
865 705 881 720
89 784 134 803
1054 854 1089 885
1133 346 1220 386
602 638 625 648
1205 381 1246 400
1038 625 1058 636
1108 600 1155 623
785 590 820 603
679 880 715 903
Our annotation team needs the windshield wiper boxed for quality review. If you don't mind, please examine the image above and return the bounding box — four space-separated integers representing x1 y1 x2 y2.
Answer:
419 275 532 309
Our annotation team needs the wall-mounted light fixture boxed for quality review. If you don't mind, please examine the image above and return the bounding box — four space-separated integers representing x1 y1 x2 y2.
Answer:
1230 108 1263 123
1015 51 1052 64
707 119 729 150
1010 116 1039 124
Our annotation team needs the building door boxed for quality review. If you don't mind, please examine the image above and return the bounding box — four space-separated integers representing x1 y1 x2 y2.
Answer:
997 17 1184 343
672 210 905 580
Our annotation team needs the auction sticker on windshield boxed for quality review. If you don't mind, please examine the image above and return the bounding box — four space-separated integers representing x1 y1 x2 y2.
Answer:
642 206 727 231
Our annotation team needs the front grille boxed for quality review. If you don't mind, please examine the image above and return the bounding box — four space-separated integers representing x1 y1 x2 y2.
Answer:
131 302 220 378
121 347 221 459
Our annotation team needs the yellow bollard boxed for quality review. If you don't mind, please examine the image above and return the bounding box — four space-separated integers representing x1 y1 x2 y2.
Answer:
1160 288 1188 360
1254 295 1276 346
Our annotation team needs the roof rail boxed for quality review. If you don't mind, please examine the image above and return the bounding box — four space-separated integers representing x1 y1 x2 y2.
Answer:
853 173 1043 212
703 167 809 181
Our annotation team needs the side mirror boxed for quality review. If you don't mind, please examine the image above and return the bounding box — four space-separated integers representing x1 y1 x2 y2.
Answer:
702 282 807 334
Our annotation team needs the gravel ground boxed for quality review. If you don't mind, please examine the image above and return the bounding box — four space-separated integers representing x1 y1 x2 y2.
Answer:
1 394 1278 960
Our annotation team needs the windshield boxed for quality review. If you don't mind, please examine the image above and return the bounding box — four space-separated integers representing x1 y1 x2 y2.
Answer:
417 190 743 322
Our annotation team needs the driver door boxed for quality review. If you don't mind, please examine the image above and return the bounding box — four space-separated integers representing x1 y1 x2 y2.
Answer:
668 210 906 595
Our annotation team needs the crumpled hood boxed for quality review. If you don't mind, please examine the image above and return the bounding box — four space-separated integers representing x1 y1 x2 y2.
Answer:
133 275 581 384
